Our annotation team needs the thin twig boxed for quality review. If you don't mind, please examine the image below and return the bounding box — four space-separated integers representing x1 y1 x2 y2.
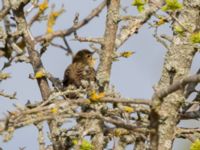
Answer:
153 34 170 50
0 91 16 100
62 37 74 57
35 0 107 42
50 42 68 51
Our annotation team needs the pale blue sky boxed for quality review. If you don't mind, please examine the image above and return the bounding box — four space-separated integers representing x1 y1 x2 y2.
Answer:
0 0 199 149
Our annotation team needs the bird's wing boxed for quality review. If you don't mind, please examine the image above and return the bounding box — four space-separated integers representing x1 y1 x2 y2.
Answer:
63 64 71 87
85 66 96 82
63 63 84 87
63 63 96 87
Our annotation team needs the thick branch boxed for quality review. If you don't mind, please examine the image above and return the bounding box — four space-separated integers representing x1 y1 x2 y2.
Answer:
100 97 150 105
12 6 50 100
154 74 200 99
36 123 45 150
94 1 120 148
97 0 120 86
11 3 62 150
150 0 200 149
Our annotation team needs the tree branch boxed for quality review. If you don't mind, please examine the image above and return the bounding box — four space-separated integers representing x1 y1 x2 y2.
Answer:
35 0 107 42
115 0 165 49
35 123 46 150
97 0 120 86
12 3 61 149
154 74 200 99
0 0 10 21
0 90 16 100
181 110 200 120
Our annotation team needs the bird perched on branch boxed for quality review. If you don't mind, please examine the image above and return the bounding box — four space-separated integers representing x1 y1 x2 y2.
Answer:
63 49 96 89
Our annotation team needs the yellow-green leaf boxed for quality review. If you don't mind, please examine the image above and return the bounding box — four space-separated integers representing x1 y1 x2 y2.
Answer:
121 51 134 58
80 140 94 150
89 90 105 102
72 139 78 145
190 139 200 150
162 0 183 11
38 0 48 13
51 107 58 114
190 32 200 43
132 0 145 13
35 70 46 79
155 17 168 26
137 5 144 13
114 128 129 137
123 106 134 113
174 25 184 34
46 8 64 33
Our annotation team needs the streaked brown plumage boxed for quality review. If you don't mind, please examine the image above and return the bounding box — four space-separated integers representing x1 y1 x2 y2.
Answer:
63 49 96 88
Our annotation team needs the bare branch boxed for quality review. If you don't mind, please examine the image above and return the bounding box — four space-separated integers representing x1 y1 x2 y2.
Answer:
181 110 200 120
154 74 200 99
176 127 200 136
35 123 45 150
0 0 10 21
0 90 16 100
160 34 173 42
74 34 104 45
50 42 68 51
62 37 74 57
97 0 120 86
99 97 151 105
0 104 151 135
153 33 170 50
184 68 200 98
12 3 61 149
35 0 107 42
149 0 200 148
115 0 165 49
84 113 150 133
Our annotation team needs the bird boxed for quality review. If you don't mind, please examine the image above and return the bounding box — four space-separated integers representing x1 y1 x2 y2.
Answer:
63 49 96 89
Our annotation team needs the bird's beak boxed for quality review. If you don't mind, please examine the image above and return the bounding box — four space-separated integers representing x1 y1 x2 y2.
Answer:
90 51 96 66
91 51 95 55
89 57 96 67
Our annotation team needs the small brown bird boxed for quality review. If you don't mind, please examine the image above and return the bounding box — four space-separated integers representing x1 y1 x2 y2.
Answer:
63 49 96 88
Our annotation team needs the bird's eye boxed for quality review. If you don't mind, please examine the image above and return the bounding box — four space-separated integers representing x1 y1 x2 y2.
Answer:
87 55 91 58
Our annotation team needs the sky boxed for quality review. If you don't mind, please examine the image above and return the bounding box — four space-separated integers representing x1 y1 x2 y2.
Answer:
0 0 199 149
